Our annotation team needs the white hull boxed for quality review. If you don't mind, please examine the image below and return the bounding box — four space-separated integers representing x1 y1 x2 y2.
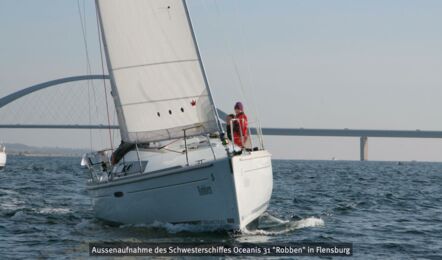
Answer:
87 149 272 230
0 150 6 170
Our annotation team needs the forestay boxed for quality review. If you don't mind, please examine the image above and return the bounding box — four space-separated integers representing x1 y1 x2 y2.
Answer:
96 0 219 143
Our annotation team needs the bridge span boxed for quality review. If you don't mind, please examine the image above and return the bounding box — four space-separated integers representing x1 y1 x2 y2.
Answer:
1 75 441 161
255 128 442 161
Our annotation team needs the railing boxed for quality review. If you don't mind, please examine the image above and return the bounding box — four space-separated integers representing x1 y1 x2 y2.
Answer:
182 126 217 166
248 119 265 150
228 118 264 153
81 149 113 183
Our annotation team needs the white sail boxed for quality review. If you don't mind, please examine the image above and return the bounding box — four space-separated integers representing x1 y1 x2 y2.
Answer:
96 0 219 143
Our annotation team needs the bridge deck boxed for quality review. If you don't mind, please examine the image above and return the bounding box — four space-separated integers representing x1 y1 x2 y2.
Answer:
1 124 441 139
1 75 442 139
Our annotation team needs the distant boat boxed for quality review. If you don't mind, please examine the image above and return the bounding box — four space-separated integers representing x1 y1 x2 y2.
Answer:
397 160 418 166
0 145 6 170
81 0 273 230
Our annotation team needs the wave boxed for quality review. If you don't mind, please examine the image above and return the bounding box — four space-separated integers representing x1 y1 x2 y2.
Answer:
0 196 25 212
241 213 324 236
0 188 19 196
37 207 72 214
119 221 226 234
114 213 325 236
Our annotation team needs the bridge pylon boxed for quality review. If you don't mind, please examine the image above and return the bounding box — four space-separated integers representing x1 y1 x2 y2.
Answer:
360 136 368 161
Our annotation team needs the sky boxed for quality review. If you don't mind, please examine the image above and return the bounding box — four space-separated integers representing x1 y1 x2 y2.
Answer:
1 0 442 161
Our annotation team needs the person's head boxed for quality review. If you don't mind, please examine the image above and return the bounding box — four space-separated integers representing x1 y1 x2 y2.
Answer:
226 114 234 125
234 102 243 115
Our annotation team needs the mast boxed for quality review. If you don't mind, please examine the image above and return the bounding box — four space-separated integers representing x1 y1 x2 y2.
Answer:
182 0 223 134
94 0 129 141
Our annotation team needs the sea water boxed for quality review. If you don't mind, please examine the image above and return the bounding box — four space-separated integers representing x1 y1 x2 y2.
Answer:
0 156 441 259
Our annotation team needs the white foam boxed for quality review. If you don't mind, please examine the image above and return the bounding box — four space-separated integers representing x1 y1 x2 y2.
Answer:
242 216 324 236
37 207 71 214
0 188 18 195
293 216 325 229
264 213 290 224
0 197 24 211
115 215 324 236
151 221 214 233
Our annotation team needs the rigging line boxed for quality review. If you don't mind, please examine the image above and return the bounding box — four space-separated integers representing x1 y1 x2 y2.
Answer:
232 0 265 147
212 0 264 148
95 2 114 151
76 0 93 151
110 99 118 147
81 0 96 116
211 0 265 145
86 75 93 151
82 0 87 37
161 147 185 154
211 0 264 148
183 0 224 134
211 0 249 105
82 0 93 109
158 138 182 150
76 1 93 89
78 0 101 148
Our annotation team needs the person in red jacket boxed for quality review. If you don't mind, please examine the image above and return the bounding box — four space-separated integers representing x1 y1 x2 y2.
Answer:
233 101 248 148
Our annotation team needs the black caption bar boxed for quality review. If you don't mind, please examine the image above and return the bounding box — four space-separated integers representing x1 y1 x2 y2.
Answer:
89 243 352 256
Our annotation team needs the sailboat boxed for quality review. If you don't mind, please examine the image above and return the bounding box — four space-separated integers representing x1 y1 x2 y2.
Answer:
82 0 273 230
0 145 6 170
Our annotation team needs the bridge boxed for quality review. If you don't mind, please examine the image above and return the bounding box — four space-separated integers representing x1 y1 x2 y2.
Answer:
1 75 441 161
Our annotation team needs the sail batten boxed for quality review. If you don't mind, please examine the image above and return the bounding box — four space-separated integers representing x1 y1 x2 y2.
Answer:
113 59 199 72
121 95 211 108
96 0 219 143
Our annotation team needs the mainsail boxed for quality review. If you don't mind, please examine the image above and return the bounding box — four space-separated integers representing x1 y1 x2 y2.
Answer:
96 0 220 143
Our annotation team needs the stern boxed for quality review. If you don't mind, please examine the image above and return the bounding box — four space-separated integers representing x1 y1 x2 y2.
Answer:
231 150 273 229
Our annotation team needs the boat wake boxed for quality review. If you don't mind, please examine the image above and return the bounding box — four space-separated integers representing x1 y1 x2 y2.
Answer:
112 213 324 236
241 213 324 236
118 221 227 234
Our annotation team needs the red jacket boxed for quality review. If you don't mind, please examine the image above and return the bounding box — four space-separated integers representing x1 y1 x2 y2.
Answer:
233 112 248 147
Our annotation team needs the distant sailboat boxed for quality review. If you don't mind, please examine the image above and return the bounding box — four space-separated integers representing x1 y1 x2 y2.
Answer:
0 145 6 170
82 0 273 230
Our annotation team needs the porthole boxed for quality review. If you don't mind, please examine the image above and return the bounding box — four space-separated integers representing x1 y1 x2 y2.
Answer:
157 112 161 117
169 110 172 115
181 107 184 112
